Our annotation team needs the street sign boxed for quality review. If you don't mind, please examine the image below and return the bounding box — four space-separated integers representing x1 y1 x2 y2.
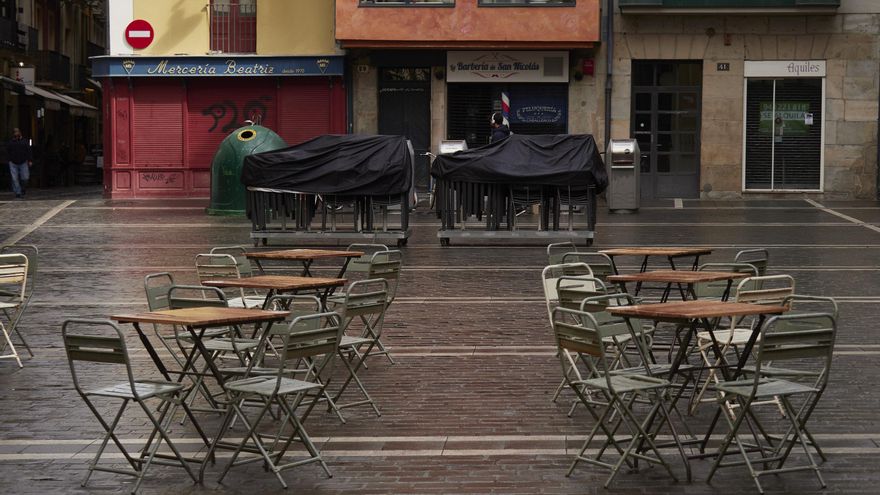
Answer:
124 19 154 50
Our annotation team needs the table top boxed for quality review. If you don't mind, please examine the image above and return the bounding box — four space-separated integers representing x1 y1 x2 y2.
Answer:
201 275 346 290
112 307 289 327
608 300 787 320
599 247 713 257
607 270 750 284
245 249 364 261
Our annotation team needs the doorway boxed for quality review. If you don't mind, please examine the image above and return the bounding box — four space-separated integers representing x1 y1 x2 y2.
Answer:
378 67 431 191
631 60 702 199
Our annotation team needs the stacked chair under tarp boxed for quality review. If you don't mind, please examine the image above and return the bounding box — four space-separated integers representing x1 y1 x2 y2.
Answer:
431 134 608 246
242 134 415 246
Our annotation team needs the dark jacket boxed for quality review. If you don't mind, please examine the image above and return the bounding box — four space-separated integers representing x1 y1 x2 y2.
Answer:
490 125 511 143
7 137 31 164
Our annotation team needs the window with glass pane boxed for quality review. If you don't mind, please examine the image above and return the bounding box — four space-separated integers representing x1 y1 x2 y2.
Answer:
360 0 454 5
210 0 256 53
479 0 575 5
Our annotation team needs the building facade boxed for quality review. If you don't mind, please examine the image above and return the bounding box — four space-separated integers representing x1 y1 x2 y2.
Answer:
94 0 345 198
337 0 602 191
0 0 103 190
611 0 879 199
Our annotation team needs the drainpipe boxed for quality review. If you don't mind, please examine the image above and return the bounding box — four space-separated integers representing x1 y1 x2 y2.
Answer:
876 69 879 199
345 54 354 134
604 0 614 150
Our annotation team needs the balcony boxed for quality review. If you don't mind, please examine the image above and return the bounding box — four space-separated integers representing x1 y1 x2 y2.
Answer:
618 0 840 14
336 0 600 49
0 17 23 51
37 50 71 87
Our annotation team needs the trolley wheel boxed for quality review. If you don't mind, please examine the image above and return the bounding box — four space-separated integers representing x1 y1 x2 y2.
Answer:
262 238 269 246
396 238 408 248
440 238 450 247
585 238 594 247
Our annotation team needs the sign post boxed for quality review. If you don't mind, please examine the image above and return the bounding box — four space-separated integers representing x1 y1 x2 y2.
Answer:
124 19 154 50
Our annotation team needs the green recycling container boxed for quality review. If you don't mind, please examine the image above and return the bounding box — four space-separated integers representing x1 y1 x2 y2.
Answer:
207 125 287 216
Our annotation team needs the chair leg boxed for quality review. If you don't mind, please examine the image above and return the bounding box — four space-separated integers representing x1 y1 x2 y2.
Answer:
133 398 198 493
80 398 140 487
0 321 22 367
778 396 826 488
708 396 766 494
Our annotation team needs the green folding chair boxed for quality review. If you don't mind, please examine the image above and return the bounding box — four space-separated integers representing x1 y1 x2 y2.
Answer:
734 248 770 276
208 311 342 488
553 307 688 487
195 252 265 308
707 310 837 494
62 319 197 494
329 278 389 422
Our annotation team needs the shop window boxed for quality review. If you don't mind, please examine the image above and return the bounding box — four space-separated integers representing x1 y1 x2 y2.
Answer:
479 0 575 5
360 0 454 6
210 0 256 53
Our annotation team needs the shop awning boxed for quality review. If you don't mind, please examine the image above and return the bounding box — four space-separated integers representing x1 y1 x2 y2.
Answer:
25 84 63 111
0 76 25 94
25 85 98 117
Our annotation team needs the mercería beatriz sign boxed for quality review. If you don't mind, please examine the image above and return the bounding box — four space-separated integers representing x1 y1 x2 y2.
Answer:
90 56 344 77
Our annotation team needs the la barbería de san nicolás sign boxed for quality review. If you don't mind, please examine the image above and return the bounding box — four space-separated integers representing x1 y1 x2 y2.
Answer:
447 51 569 83
91 56 344 77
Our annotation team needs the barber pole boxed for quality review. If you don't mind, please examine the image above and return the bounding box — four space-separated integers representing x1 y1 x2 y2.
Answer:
501 91 510 127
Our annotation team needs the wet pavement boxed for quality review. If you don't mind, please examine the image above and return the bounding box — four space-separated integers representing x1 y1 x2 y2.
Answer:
1 192 879 494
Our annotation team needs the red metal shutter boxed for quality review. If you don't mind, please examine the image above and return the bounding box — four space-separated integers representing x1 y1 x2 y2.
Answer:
277 78 333 145
185 78 278 168
131 79 185 167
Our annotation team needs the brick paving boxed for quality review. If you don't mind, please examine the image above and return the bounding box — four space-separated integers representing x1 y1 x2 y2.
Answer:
0 194 879 494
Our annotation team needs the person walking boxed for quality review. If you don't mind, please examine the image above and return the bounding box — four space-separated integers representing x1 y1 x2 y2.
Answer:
489 112 511 143
7 128 32 199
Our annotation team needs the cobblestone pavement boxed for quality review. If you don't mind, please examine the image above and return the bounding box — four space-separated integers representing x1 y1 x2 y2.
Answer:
1 193 879 494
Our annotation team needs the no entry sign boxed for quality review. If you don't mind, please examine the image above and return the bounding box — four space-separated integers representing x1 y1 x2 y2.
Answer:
125 19 154 50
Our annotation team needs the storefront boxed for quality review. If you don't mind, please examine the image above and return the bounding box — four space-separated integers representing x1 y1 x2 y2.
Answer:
446 51 570 149
92 56 346 198
743 60 825 192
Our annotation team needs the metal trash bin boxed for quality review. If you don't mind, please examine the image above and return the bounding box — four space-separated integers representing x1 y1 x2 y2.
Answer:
607 139 640 213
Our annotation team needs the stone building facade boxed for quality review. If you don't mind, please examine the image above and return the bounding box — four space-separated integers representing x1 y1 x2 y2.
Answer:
607 0 879 199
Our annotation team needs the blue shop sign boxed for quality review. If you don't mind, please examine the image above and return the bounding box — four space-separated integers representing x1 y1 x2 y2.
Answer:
91 56 344 77
508 91 567 125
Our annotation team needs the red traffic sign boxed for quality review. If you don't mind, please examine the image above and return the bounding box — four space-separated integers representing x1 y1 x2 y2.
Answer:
124 19 154 50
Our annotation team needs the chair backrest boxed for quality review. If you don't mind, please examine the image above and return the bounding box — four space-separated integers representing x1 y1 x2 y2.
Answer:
346 243 390 273
0 244 37 296
561 252 616 283
552 307 630 391
167 284 228 309
542 263 594 306
751 312 837 394
210 245 255 277
62 319 137 396
144 272 175 311
272 312 343 393
556 276 609 310
195 253 250 302
366 250 402 304
734 248 770 276
0 253 28 302
546 242 578 264
735 274 795 307
336 278 389 337
695 262 759 300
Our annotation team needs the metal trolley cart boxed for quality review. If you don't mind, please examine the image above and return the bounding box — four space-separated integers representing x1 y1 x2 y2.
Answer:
432 134 607 246
243 135 414 247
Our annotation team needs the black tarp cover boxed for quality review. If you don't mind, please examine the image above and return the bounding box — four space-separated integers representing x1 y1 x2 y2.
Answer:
242 134 413 195
431 134 608 193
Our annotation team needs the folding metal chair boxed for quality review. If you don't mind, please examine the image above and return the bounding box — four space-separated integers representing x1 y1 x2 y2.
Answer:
0 253 28 367
547 242 579 264
707 310 837 494
734 248 770 276
329 249 401 366
690 274 795 414
208 311 342 488
0 245 36 359
553 307 687 487
328 278 389 422
62 319 197 494
195 253 265 308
